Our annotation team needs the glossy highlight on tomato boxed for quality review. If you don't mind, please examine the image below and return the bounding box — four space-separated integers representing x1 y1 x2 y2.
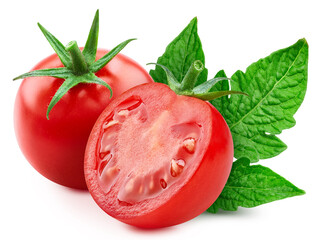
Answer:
84 83 233 228
14 50 153 189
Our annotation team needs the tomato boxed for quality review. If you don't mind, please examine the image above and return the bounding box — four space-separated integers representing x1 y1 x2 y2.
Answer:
84 82 233 228
14 50 153 189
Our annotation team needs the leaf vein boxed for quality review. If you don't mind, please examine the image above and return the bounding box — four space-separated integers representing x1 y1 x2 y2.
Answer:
229 41 306 130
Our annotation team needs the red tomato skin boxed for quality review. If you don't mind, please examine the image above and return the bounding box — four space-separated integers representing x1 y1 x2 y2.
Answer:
84 83 233 228
14 50 153 189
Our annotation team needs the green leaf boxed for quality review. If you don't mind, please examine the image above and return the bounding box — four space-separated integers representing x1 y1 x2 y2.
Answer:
82 9 99 66
13 68 72 80
149 17 208 85
207 158 305 213
89 38 136 73
37 23 72 68
214 39 308 162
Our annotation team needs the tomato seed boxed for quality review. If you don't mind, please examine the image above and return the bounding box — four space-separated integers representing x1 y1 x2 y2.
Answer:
160 179 167 189
125 178 135 193
103 120 119 129
170 159 185 177
183 138 196 153
138 185 144 194
117 109 129 117
98 153 112 174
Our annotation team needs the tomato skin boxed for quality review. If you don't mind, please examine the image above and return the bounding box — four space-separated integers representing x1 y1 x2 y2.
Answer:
14 49 153 189
85 83 233 228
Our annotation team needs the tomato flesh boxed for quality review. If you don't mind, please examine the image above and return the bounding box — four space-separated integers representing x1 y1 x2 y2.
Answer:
14 50 153 189
85 83 233 228
96 96 202 204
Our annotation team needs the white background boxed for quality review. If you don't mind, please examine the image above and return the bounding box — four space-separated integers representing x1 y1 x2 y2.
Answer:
1 0 317 239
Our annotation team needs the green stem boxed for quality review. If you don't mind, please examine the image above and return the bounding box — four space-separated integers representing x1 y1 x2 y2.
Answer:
65 41 88 75
179 60 204 91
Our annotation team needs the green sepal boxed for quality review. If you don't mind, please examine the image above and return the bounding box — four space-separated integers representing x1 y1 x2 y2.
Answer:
150 60 248 101
147 63 181 92
82 10 99 66
89 38 137 73
80 73 113 98
192 77 231 94
37 23 72 69
13 68 72 80
14 10 135 120
191 90 249 101
46 77 80 119
46 73 112 119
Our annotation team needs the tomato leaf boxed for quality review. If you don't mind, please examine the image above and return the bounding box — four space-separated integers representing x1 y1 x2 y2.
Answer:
207 158 305 213
82 10 99 66
149 17 208 86
212 39 308 163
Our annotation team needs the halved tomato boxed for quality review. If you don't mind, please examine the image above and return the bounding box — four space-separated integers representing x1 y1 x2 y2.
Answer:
84 82 233 228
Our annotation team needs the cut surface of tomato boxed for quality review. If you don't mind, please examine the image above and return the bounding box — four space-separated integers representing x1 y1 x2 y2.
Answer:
85 83 233 228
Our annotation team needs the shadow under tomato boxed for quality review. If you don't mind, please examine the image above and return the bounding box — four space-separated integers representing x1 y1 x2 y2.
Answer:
125 223 181 234
199 208 258 218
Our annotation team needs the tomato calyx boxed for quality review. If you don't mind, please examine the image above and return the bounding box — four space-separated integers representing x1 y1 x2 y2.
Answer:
13 9 136 119
149 60 248 101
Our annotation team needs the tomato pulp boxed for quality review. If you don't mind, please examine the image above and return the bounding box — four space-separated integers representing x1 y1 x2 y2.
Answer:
14 50 153 189
85 83 233 228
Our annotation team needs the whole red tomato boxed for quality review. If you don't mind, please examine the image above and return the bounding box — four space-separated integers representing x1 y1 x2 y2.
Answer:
14 50 152 189
84 82 233 227
14 10 153 189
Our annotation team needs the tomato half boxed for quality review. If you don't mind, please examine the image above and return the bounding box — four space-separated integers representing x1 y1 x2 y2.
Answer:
14 50 153 189
84 82 233 228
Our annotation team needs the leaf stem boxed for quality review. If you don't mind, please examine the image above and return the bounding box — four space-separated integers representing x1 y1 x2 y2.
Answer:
180 60 204 91
65 41 88 75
